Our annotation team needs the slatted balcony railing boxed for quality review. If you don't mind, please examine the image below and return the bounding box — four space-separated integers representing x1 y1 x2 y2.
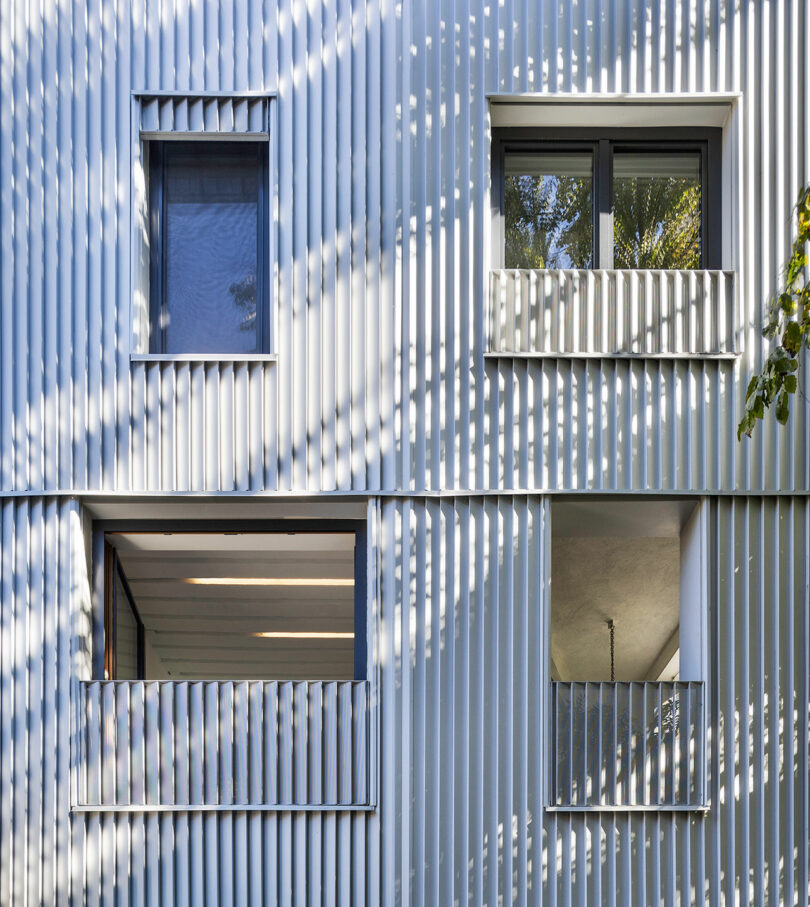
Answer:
550 681 705 808
76 680 372 810
489 269 737 356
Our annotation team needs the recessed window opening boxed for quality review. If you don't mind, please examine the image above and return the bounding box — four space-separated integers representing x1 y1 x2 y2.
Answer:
549 499 707 808
495 128 720 270
551 500 702 682
148 141 269 354
104 530 365 681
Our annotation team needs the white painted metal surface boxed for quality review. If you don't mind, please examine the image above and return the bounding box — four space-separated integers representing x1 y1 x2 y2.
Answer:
0 0 808 904
78 680 371 809
0 0 807 494
0 495 807 902
550 680 705 808
138 92 271 137
489 269 738 357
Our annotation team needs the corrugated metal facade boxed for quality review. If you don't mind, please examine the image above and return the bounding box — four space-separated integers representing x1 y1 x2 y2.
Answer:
77 680 372 809
0 0 808 904
488 269 738 357
0 0 808 495
0 496 808 902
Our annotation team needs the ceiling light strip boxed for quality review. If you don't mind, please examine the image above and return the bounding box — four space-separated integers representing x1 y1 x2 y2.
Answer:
184 577 354 586
252 631 355 639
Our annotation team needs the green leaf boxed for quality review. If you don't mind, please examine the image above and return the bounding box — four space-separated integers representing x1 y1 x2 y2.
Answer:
737 411 755 441
779 292 795 313
776 390 790 424
740 182 809 440
783 320 803 354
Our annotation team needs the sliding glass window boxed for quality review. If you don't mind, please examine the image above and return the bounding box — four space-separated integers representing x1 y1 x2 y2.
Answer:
503 152 594 268
496 129 720 270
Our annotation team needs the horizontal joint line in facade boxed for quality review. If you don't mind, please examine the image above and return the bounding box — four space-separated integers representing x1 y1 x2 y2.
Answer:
71 803 376 814
545 805 710 814
2 490 810 500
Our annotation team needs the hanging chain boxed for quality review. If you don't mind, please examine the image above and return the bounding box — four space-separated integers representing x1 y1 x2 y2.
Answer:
607 619 615 682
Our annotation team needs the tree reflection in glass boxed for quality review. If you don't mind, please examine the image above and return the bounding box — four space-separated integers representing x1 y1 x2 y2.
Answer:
504 152 593 269
612 152 701 269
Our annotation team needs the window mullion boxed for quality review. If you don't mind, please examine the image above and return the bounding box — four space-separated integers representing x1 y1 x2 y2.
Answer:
256 145 266 353
597 138 613 268
148 144 165 354
160 150 168 353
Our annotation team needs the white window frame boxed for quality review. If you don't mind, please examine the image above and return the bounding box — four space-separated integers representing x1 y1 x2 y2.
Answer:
542 496 710 812
485 94 744 360
129 90 278 361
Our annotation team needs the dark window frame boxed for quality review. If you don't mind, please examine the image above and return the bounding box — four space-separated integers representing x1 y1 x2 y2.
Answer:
104 544 146 680
148 140 270 354
98 521 369 683
492 127 722 270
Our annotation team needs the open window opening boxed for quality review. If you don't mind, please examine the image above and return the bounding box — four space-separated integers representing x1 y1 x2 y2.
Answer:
549 499 707 808
103 528 366 682
551 499 705 682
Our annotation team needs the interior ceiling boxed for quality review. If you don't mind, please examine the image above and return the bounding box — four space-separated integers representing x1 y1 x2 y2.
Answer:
551 501 685 682
109 532 356 681
552 500 696 538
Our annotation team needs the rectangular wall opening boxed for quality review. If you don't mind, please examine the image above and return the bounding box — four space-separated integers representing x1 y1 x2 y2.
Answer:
551 500 702 682
103 529 365 682
549 499 707 808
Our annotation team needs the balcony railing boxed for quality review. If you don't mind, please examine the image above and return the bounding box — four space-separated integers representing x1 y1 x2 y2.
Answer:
76 680 372 809
550 681 705 808
489 269 737 356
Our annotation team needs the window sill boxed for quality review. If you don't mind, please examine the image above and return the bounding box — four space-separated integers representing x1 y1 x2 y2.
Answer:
484 351 740 361
71 802 376 814
131 353 278 363
545 804 709 814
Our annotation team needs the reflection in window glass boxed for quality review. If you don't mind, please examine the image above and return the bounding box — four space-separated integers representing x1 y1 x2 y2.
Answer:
504 153 593 269
612 152 701 269
163 148 259 353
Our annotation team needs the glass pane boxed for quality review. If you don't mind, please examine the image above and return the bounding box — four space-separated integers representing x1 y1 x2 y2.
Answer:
612 152 701 269
163 147 260 353
504 152 593 269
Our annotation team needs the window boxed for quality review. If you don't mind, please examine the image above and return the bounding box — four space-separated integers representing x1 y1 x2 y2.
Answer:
548 500 707 808
494 128 721 270
82 520 374 810
148 141 269 354
103 528 366 681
